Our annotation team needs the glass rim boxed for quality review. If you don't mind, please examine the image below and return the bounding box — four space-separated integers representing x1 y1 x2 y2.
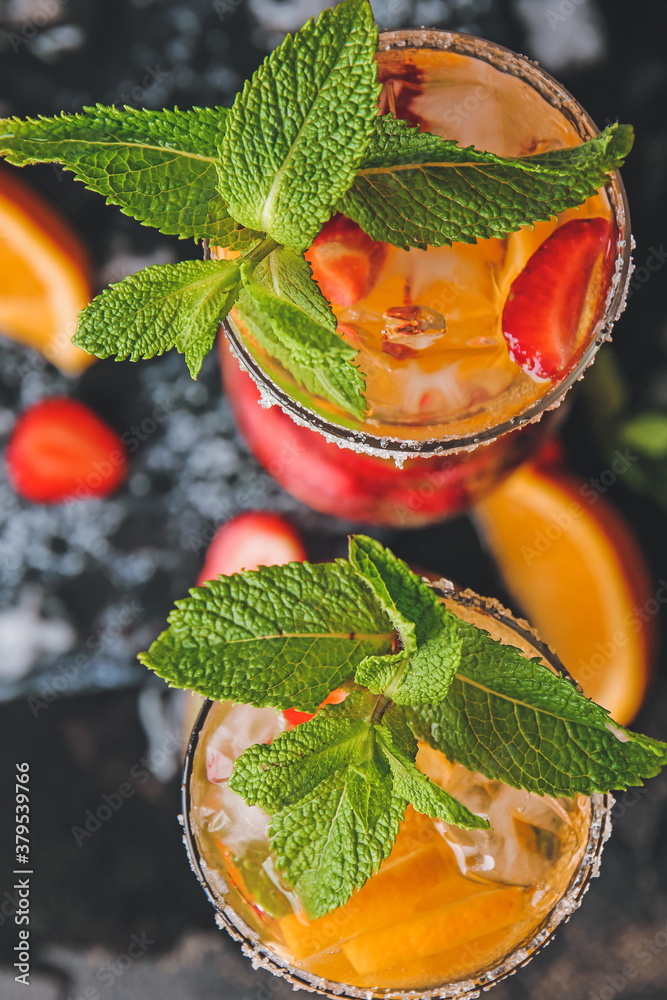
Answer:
215 26 632 462
180 582 614 999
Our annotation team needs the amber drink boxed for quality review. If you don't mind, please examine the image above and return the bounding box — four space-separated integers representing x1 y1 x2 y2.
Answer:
182 586 612 997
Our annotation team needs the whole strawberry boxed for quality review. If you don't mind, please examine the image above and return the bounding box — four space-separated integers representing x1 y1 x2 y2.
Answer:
6 397 128 503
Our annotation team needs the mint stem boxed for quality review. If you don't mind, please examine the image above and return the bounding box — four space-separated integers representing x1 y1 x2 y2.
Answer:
242 236 280 265
370 693 392 724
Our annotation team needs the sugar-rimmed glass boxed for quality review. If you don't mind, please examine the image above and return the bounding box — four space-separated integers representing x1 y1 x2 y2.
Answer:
181 583 613 998
211 29 630 524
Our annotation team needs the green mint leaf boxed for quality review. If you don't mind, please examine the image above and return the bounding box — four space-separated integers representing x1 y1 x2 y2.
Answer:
340 118 633 250
377 705 489 829
254 246 337 333
227 847 293 920
0 106 259 245
235 266 366 419
139 561 394 712
349 536 462 705
348 534 420 655
408 618 667 797
354 652 410 698
230 692 376 813
219 0 379 251
270 767 400 920
232 692 485 917
72 259 241 378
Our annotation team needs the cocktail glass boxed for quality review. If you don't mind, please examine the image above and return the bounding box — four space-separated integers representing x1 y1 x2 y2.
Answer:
212 29 630 527
181 582 613 997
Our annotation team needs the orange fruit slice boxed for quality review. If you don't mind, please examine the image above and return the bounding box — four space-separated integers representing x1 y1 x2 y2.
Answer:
342 886 525 975
0 164 93 374
475 463 654 724
280 841 456 959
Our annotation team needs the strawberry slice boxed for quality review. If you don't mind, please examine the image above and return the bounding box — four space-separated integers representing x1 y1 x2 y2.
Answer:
282 688 348 728
6 397 127 503
502 217 614 380
305 213 388 308
196 511 306 584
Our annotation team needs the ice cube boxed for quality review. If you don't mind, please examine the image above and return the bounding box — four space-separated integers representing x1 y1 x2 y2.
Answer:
382 305 447 359
197 703 283 852
417 750 584 889
200 783 270 853
207 703 283 761
206 748 234 783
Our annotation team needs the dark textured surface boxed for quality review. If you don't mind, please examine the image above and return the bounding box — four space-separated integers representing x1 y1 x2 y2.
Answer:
0 1 666 998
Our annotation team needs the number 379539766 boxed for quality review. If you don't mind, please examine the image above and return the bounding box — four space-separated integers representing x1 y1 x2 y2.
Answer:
15 763 30 861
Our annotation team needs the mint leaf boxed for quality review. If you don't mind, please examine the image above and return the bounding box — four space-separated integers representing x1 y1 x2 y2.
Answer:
377 705 489 829
230 695 374 811
349 534 420 655
254 246 337 332
231 691 485 917
139 560 395 712
72 259 241 378
408 618 667 797
340 118 633 250
0 106 259 245
350 535 462 705
219 0 379 251
235 267 366 419
270 767 400 920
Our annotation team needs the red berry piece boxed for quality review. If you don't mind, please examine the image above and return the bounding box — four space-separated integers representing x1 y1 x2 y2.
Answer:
6 397 127 503
305 213 388 307
502 217 614 380
196 511 306 585
282 688 348 729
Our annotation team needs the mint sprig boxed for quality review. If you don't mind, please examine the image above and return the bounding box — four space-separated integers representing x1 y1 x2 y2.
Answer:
340 116 633 250
230 691 486 919
142 536 667 917
73 259 241 378
0 0 634 419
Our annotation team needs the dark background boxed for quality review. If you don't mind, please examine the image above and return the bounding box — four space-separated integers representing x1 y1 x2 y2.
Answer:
1 1 667 997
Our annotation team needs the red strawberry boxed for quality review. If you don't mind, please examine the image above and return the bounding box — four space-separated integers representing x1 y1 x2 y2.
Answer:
282 688 348 728
305 214 388 307
6 397 127 503
502 217 614 380
196 511 306 584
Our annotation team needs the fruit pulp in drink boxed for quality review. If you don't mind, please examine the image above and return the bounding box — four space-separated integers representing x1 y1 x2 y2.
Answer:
219 44 617 445
187 595 592 992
